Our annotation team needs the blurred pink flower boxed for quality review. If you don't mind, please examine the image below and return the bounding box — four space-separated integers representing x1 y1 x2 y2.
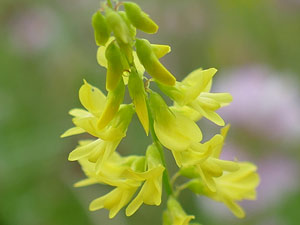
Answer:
9 6 60 53
215 66 300 141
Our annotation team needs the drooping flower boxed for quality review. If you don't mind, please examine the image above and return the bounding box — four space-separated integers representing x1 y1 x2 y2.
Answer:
67 104 134 172
188 162 260 218
178 125 239 192
125 144 165 216
89 181 140 218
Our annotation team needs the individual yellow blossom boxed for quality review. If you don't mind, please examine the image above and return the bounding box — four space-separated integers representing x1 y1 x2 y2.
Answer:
67 104 134 172
158 68 232 126
89 181 140 218
177 125 239 192
202 162 260 218
125 144 165 216
61 80 127 139
62 80 132 141
149 91 202 152
163 196 195 225
74 140 146 187
73 141 148 218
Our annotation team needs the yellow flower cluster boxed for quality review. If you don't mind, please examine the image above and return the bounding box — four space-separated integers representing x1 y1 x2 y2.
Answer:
62 0 259 223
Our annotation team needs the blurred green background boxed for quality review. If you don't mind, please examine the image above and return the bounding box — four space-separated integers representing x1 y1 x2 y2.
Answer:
1 0 300 224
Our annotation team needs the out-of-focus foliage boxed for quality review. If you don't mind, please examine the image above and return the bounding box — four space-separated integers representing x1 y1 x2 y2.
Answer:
0 0 299 225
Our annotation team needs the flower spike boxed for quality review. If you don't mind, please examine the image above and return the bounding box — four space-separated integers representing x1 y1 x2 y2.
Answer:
62 1 259 222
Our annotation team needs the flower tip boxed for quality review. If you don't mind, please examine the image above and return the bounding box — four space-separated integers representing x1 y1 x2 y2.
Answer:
68 153 77 161
89 200 103 212
125 208 134 217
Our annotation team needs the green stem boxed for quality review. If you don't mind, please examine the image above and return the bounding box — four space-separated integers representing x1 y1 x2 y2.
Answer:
146 99 174 196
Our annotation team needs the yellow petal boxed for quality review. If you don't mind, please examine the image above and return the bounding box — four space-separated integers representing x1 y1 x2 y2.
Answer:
223 198 245 218
181 68 217 103
189 101 225 126
60 126 85 138
134 95 149 135
79 80 106 117
74 178 98 187
200 92 233 107
68 139 102 161
126 191 143 216
154 112 202 151
72 115 99 137
69 108 90 117
151 44 171 58
96 37 115 68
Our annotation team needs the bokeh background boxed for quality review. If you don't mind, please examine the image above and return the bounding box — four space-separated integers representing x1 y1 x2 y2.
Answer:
1 0 300 224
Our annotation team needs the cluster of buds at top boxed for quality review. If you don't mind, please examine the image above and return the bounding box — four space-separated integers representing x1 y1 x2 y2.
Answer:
62 1 259 224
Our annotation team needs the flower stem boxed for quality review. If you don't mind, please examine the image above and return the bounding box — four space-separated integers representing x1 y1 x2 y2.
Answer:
147 99 174 196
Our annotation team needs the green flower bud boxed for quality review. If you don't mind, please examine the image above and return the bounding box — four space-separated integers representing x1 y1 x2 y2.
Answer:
105 41 124 91
128 69 149 135
124 2 158 34
106 7 130 44
117 11 136 63
135 39 176 86
146 144 162 169
92 11 110 46
179 166 200 179
163 196 195 225
98 79 125 129
130 156 146 172
118 11 136 39
186 179 204 195
148 91 170 121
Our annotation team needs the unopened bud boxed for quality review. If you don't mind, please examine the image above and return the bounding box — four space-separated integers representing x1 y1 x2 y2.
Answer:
128 70 149 135
106 8 130 44
105 41 124 91
135 39 176 86
98 79 125 129
92 11 110 46
124 2 158 34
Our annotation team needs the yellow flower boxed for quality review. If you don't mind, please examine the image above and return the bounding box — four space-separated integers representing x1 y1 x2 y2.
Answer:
158 68 232 126
203 162 260 218
177 125 239 192
163 196 195 225
149 91 202 152
62 80 133 141
89 180 140 218
61 80 127 139
73 142 148 218
124 144 165 216
65 104 134 173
